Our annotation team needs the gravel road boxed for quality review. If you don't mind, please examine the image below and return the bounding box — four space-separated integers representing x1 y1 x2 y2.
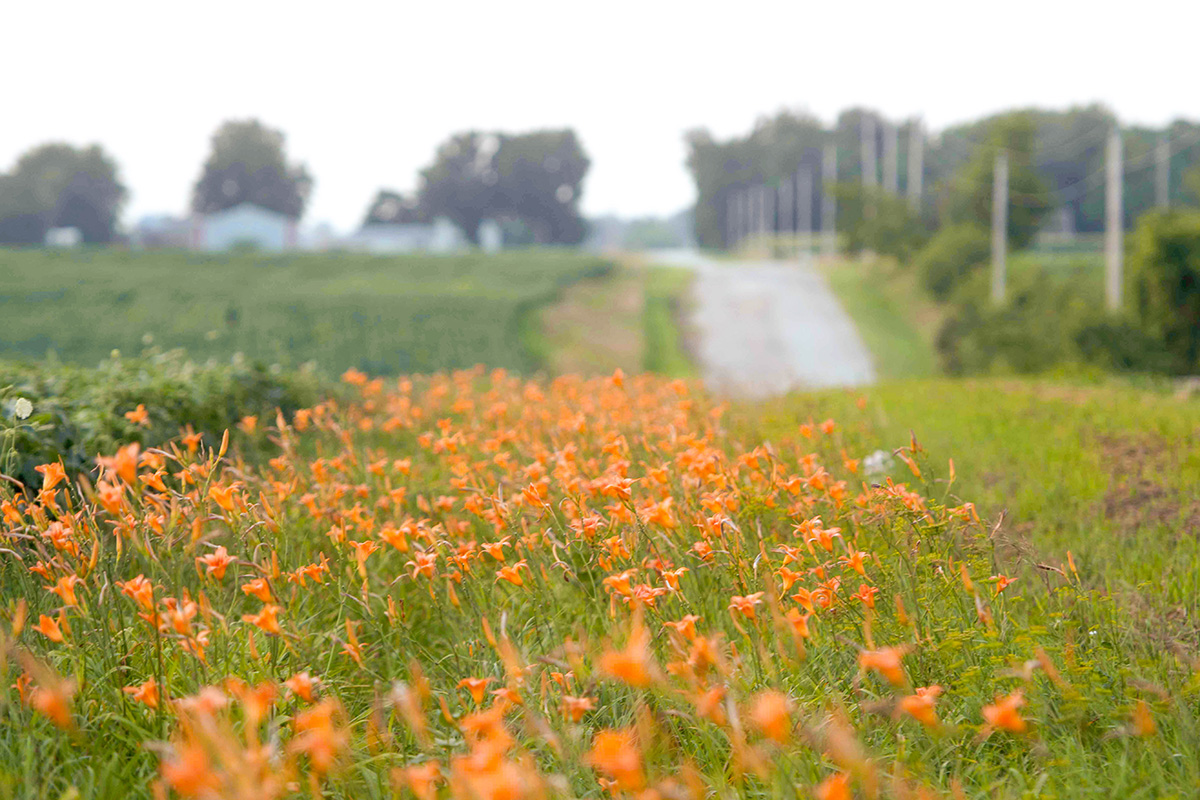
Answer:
652 250 876 398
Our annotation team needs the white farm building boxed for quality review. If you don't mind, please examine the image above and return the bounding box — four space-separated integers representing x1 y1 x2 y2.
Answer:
191 203 298 252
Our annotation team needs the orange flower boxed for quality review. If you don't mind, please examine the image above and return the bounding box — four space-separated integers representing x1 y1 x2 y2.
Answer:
992 574 1017 594
599 616 654 688
241 577 273 603
748 690 793 743
783 607 813 639
663 614 700 640
1132 700 1157 737
586 729 644 791
396 761 441 800
840 549 867 577
899 685 942 728
858 646 909 687
457 677 493 705
27 674 76 729
290 699 349 775
35 461 67 491
116 574 156 611
48 575 83 607
728 592 764 620
285 671 319 703
198 546 234 580
853 584 878 610
495 560 528 587
161 741 219 797
242 604 282 635
982 690 1026 733
124 404 150 427
562 695 596 722
123 677 160 709
816 772 852 800
32 613 64 643
208 484 237 513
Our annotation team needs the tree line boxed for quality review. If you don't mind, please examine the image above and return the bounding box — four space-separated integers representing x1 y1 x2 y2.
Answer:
0 121 590 246
686 105 1200 249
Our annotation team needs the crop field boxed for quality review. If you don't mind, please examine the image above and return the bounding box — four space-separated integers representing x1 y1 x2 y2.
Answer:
0 250 611 375
2 370 1198 799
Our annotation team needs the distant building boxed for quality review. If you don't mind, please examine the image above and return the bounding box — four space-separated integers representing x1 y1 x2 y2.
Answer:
191 203 298 252
345 217 469 254
44 227 82 247
131 215 192 249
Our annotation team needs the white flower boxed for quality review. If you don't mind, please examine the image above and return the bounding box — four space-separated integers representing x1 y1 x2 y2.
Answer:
862 449 894 477
13 398 33 420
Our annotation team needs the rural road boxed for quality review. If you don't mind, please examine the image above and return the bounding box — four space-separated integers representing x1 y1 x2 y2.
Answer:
651 250 876 398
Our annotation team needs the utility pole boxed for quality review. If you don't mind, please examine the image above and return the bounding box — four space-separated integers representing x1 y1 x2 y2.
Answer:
861 115 877 188
1106 127 1123 311
763 182 775 255
907 119 924 211
883 120 898 194
1156 132 1170 208
797 166 813 257
726 192 735 249
779 174 792 242
822 143 837 259
991 151 1008 304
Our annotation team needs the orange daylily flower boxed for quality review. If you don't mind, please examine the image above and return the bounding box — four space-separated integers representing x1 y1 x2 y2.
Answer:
858 645 909 687
32 613 65 643
242 604 282 635
982 690 1027 734
198 546 234 580
586 728 644 791
124 677 160 709
899 685 942 728
35 461 67 491
748 690 793 743
457 677 494 705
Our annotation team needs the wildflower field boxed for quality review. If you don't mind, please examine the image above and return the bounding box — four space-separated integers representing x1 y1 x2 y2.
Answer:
0 250 611 374
3 369 1199 800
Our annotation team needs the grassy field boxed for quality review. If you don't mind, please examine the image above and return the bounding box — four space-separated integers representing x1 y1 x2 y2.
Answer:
819 259 940 380
0 249 611 375
2 370 1199 798
756 377 1200 640
537 259 694 378
823 249 1110 381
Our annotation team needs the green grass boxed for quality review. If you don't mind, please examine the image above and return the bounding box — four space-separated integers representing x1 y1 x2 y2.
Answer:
820 259 939 380
0 248 611 375
755 376 1200 636
642 266 695 377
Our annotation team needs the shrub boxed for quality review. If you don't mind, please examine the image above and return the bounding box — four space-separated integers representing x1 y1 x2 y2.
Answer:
913 223 990 300
1128 210 1200 373
831 183 929 261
0 350 327 490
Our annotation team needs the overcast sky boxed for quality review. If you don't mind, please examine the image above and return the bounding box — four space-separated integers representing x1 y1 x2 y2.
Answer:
4 0 1197 231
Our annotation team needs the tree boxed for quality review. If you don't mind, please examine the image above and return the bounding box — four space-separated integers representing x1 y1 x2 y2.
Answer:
417 128 589 244
1128 209 1200 372
416 132 501 243
0 143 126 244
940 113 1050 249
493 129 589 244
192 119 311 218
362 190 425 226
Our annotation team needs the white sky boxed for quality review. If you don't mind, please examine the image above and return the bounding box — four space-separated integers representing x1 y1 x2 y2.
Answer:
3 0 1197 231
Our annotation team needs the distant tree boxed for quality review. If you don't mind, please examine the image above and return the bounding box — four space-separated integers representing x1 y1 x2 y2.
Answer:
192 119 311 218
940 114 1050 249
417 132 501 243
0 143 126 244
417 128 589 244
493 130 589 244
362 190 425 226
